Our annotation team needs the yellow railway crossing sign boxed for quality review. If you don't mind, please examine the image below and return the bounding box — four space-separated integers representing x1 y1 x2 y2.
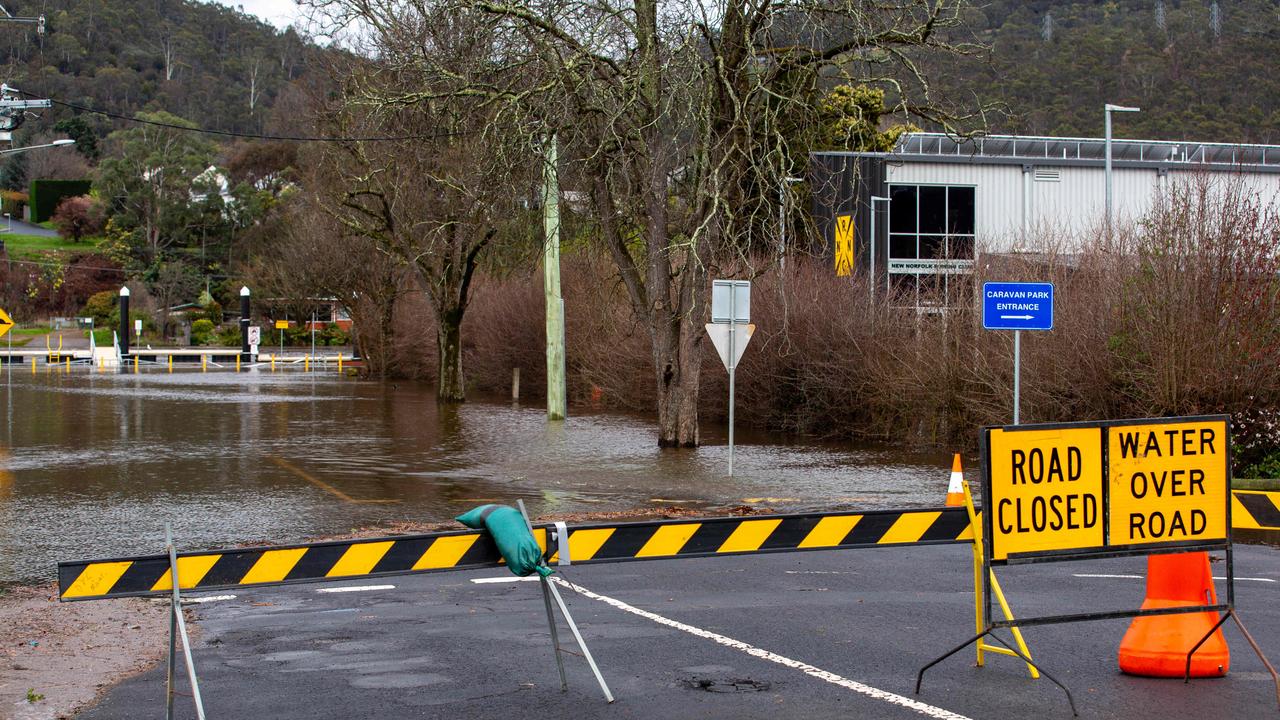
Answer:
984 415 1230 563
0 307 13 339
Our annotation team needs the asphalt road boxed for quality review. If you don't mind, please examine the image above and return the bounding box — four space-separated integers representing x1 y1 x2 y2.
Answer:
79 543 1280 719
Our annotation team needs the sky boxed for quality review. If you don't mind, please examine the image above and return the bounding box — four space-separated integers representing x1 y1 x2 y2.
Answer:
209 0 303 30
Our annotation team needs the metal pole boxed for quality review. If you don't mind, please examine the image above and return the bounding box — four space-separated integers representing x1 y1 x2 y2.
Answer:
310 312 316 368
1105 107 1112 240
727 290 736 477
1013 330 1021 425
546 578 614 703
514 500 568 691
165 523 206 720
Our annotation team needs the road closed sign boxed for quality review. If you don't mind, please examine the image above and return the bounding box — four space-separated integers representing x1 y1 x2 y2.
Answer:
1108 418 1229 548
983 415 1230 564
988 426 1104 561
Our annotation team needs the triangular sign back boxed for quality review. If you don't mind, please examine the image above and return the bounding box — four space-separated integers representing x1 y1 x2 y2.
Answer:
705 323 755 371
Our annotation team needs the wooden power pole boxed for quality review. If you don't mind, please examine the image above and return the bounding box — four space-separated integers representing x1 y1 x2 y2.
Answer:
543 134 567 421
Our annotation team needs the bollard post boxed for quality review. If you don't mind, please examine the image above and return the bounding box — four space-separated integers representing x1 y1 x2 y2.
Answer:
201 355 207 373
305 356 310 372
65 356 69 372
134 355 139 373
271 355 276 372
168 355 173 373
239 286 251 366
513 368 520 401
236 355 240 372
337 355 342 373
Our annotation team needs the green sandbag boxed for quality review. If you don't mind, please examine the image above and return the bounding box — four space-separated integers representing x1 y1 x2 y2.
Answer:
456 504 553 577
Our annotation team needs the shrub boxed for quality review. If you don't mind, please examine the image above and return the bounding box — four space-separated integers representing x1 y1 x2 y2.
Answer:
81 290 116 325
191 318 215 345
51 195 105 242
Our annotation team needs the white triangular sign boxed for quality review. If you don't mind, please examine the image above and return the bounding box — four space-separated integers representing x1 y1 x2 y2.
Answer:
705 323 755 371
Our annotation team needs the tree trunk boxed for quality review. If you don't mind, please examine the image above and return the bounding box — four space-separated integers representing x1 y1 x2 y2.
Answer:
436 307 465 403
653 316 704 447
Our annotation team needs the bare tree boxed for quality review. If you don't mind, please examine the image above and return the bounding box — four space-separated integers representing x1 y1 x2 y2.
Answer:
307 0 981 443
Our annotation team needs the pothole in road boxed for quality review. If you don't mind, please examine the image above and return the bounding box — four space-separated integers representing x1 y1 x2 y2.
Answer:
679 676 772 693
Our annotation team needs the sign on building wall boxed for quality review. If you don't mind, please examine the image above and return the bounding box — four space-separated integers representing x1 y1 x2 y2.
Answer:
834 214 854 276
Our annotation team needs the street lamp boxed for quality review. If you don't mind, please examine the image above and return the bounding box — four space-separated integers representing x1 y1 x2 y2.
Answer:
869 195 890 304
0 137 74 156
1105 104 1139 239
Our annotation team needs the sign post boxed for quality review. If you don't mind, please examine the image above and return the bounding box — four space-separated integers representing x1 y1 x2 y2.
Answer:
707 280 753 476
247 326 260 358
1 307 12 390
275 320 288 359
982 282 1054 424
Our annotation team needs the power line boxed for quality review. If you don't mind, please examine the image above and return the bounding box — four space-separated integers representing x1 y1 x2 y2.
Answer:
19 91 474 143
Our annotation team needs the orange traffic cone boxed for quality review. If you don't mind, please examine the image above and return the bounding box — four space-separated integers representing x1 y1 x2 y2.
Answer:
945 454 965 507
1118 552 1229 678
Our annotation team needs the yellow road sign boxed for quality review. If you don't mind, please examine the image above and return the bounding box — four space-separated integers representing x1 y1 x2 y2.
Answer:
274 320 289 330
988 426 1104 561
0 308 12 339
1108 419 1228 547
834 214 854 277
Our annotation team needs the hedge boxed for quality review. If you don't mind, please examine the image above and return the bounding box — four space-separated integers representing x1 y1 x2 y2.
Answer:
29 179 91 223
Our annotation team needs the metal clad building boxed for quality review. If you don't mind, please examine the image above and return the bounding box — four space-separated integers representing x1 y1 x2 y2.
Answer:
812 133 1280 306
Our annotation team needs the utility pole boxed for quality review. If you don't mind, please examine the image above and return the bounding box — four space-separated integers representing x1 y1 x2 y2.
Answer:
543 134 567 421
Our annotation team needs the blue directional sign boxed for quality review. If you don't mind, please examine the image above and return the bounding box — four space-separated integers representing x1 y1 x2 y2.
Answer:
982 282 1054 331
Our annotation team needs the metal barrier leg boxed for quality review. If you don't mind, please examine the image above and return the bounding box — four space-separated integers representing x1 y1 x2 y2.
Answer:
165 524 207 720
538 574 569 691
516 500 612 702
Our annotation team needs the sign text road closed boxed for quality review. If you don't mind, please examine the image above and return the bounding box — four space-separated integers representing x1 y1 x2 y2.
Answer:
984 415 1231 564
988 427 1104 561
1108 419 1229 547
982 282 1054 331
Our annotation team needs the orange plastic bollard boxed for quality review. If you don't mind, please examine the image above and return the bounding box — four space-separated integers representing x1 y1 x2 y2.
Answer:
945 453 965 507
1118 551 1229 678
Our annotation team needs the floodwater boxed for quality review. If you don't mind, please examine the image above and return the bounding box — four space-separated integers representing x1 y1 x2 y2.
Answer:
0 369 955 586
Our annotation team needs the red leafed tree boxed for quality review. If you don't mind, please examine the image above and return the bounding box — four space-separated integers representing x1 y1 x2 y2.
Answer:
52 195 106 242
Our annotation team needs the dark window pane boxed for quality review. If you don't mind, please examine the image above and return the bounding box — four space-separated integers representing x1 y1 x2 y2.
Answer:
890 234 917 259
919 275 943 303
919 186 946 234
919 235 945 259
948 235 974 259
948 186 975 235
889 185 916 233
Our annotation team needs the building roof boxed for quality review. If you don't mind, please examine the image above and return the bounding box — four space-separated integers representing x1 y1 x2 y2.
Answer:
816 132 1280 173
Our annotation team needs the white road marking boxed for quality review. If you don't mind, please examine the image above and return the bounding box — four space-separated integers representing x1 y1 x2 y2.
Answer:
317 584 396 593
471 576 539 584
183 594 237 604
1074 573 1274 583
549 577 972 720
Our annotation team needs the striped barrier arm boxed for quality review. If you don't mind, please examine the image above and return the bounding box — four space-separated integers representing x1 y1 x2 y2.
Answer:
58 490 1280 602
58 507 974 601
1233 489 1280 530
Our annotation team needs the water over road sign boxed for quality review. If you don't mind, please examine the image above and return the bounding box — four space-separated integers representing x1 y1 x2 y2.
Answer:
983 282 1053 331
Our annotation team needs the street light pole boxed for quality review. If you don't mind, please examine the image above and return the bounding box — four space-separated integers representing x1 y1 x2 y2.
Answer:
1104 104 1139 240
869 195 890 304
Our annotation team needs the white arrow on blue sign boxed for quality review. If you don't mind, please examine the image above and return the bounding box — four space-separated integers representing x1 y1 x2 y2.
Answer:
982 282 1054 331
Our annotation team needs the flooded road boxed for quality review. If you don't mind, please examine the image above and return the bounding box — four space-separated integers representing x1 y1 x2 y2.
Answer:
0 370 955 586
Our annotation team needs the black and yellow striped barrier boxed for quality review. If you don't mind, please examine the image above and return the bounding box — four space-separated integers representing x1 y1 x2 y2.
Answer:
59 507 974 601
58 489 1280 602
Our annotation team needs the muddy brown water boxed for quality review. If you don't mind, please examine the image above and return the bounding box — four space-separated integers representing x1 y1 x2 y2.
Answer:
0 370 956 586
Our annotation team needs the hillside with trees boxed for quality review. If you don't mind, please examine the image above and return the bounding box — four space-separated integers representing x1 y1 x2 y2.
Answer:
941 0 1280 142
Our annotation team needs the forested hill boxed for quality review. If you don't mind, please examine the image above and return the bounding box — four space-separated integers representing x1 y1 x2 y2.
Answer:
0 0 313 136
938 0 1280 144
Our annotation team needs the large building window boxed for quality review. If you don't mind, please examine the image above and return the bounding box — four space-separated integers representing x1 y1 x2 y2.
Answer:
887 184 975 308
